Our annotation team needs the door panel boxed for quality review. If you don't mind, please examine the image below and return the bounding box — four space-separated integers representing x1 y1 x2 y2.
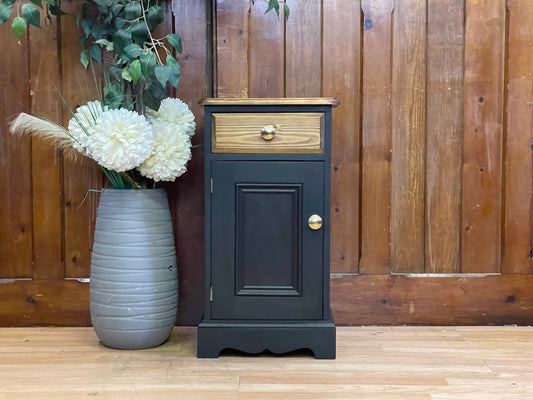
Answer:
211 161 325 320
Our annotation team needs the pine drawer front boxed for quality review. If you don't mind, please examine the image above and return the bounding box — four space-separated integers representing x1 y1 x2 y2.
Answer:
211 112 324 153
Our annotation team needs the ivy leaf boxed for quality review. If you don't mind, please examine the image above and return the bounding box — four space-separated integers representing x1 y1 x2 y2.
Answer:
284 3 290 20
110 3 123 16
166 54 180 88
166 33 182 53
112 29 132 56
80 48 90 68
265 0 280 16
30 0 43 9
3 0 17 6
149 80 167 99
145 5 163 29
89 43 102 64
127 60 142 84
125 43 143 58
93 0 115 7
0 4 12 24
95 38 113 51
22 4 41 29
121 68 132 82
114 17 127 30
130 20 148 45
154 65 170 86
48 4 65 16
124 1 141 20
104 81 125 109
80 18 92 36
11 17 27 39
142 88 159 111
143 81 167 111
140 52 156 80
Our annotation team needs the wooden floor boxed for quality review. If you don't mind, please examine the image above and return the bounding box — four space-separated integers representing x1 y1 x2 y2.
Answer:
0 326 532 399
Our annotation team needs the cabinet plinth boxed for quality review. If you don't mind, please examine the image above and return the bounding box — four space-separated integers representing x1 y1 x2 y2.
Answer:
198 98 337 359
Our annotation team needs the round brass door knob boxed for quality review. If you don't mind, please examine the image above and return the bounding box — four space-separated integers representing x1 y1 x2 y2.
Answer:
260 125 276 141
308 214 323 230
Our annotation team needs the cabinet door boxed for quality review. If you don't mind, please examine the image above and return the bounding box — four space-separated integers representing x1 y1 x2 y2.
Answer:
210 161 325 320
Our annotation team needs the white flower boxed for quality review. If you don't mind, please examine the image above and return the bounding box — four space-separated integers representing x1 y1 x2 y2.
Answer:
85 109 153 172
67 101 108 155
146 98 196 137
137 120 192 182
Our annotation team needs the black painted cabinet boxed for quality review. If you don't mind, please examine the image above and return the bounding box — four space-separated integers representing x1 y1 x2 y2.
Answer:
198 98 338 359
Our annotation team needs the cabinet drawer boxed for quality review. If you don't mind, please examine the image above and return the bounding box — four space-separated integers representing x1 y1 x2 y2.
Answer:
212 112 324 153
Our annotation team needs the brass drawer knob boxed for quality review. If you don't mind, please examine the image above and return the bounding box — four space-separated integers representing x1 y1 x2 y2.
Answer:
260 125 276 141
308 214 323 230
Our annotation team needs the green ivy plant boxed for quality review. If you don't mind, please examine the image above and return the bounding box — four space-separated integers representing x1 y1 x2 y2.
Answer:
0 0 289 112
0 0 63 38
78 0 181 112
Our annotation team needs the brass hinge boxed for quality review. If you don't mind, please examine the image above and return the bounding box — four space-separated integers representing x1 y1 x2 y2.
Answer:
209 286 213 302
210 178 213 194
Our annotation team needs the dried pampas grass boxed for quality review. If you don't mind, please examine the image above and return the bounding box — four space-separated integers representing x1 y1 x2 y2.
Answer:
9 113 81 160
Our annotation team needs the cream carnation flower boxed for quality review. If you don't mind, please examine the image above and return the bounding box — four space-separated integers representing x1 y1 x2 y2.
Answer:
137 120 192 182
67 101 108 155
146 98 196 136
85 109 153 172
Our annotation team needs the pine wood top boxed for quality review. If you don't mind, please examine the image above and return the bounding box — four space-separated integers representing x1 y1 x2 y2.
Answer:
199 97 340 106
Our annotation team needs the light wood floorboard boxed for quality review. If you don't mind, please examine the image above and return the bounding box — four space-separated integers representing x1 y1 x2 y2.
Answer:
0 326 532 399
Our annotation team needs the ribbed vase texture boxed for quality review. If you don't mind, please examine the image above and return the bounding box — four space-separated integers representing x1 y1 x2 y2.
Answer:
90 189 178 350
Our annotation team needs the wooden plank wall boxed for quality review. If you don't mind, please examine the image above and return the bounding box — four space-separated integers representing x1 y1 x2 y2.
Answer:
2 0 533 326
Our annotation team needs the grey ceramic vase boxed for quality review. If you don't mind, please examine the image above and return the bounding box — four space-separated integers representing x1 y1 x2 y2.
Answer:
90 188 178 350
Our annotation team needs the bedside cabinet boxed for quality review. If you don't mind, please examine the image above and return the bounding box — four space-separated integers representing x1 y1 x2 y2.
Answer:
197 98 339 359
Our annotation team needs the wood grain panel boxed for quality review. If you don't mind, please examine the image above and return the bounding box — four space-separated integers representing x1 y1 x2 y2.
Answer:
359 0 394 275
390 0 427 273
322 0 361 273
0 25 32 279
285 0 321 97
332 274 533 326
216 0 249 97
425 0 464 273
502 0 533 274
212 113 323 153
29 17 63 280
249 0 285 97
60 4 103 279
461 0 505 273
171 0 208 325
0 280 89 326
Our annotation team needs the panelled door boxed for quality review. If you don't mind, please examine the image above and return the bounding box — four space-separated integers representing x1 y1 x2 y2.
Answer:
210 161 325 320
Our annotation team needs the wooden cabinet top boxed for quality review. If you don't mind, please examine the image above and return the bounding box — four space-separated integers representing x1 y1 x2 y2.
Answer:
199 97 340 107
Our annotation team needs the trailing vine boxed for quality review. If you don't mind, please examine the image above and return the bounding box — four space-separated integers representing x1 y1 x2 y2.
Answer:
0 0 289 112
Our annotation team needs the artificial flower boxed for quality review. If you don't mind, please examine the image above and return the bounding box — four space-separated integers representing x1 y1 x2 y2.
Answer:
85 108 153 172
137 120 192 182
67 100 108 155
146 98 196 136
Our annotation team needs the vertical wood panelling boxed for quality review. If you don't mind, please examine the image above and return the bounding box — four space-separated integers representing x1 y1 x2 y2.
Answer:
249 0 285 97
216 0 249 97
29 19 64 280
0 27 32 279
172 0 208 325
502 0 533 275
461 0 505 273
285 0 321 97
425 0 464 273
359 0 394 275
322 0 361 273
390 0 427 273
60 3 104 278
4 0 533 326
